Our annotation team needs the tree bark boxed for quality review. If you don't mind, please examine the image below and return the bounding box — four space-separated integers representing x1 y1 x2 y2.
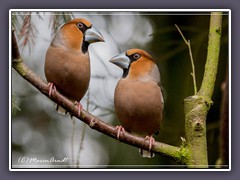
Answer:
184 12 222 168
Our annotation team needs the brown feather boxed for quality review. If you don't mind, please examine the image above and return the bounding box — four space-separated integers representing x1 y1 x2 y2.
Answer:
114 49 163 136
113 49 163 158
44 18 94 103
45 45 90 102
114 79 163 136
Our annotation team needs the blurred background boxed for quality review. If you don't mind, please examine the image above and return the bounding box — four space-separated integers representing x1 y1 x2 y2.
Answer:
11 11 229 168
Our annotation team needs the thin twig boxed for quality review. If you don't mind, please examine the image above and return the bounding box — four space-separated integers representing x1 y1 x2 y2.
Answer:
76 90 90 167
71 117 76 166
175 24 197 94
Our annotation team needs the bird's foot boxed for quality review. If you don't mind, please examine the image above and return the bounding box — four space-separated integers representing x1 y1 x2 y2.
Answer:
47 82 56 97
115 125 125 139
144 136 155 151
74 101 83 117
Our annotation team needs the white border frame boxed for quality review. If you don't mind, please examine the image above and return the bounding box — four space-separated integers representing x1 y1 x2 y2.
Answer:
9 9 231 171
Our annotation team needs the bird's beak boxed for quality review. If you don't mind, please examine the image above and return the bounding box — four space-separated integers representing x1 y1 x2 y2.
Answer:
85 26 104 43
109 52 130 70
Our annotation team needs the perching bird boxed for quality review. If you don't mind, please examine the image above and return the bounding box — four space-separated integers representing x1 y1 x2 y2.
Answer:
44 18 104 115
110 49 164 158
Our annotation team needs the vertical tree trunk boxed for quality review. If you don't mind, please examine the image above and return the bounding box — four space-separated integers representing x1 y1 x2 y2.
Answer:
184 12 222 168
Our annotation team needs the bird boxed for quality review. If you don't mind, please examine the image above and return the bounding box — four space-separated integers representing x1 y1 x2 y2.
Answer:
44 18 104 115
110 49 164 158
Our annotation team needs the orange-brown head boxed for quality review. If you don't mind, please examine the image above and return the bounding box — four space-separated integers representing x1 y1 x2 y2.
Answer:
110 49 160 83
52 18 104 52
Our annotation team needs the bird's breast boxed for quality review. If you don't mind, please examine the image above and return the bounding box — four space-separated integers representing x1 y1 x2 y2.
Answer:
44 46 90 101
114 79 163 135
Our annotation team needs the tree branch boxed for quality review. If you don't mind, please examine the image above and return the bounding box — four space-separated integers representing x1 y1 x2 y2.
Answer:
12 29 21 60
217 72 229 167
175 24 197 95
199 12 222 99
184 12 222 168
220 77 229 166
11 30 184 164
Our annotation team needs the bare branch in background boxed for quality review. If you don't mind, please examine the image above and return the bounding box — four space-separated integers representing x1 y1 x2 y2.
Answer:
76 90 90 167
71 117 76 166
216 71 229 167
175 24 197 95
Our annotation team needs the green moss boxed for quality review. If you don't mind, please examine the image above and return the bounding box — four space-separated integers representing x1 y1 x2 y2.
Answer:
175 145 189 164
216 27 222 35
184 94 209 166
197 95 213 110
12 94 21 116
12 59 27 77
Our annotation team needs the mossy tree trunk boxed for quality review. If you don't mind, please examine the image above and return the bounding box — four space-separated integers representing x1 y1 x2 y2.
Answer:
184 12 222 168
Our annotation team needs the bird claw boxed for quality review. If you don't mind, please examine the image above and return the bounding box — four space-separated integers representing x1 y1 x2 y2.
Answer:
115 125 125 139
74 101 83 117
47 82 56 97
144 136 155 151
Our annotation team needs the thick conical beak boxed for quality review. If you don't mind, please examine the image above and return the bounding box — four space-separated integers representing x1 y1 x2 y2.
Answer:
85 26 104 43
109 52 130 70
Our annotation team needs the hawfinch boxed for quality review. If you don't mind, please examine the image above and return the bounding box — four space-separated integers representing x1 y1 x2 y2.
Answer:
44 18 104 115
110 49 164 158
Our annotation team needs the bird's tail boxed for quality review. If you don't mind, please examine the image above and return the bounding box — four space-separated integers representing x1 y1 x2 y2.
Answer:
139 148 155 158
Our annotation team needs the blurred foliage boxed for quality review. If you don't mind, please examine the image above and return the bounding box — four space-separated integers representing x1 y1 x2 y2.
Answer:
12 11 73 54
11 11 229 168
49 12 74 36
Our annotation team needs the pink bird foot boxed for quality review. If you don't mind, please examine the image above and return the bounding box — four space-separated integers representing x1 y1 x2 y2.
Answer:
144 136 155 151
74 101 83 117
47 82 56 97
115 125 125 139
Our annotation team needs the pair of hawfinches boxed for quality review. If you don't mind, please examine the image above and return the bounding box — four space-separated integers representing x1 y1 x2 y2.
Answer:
44 18 164 158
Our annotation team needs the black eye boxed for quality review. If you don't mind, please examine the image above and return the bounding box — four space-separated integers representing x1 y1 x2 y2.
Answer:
77 22 84 29
133 53 141 60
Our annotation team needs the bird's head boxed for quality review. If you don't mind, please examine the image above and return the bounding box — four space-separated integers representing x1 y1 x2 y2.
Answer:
53 18 104 53
110 49 160 82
